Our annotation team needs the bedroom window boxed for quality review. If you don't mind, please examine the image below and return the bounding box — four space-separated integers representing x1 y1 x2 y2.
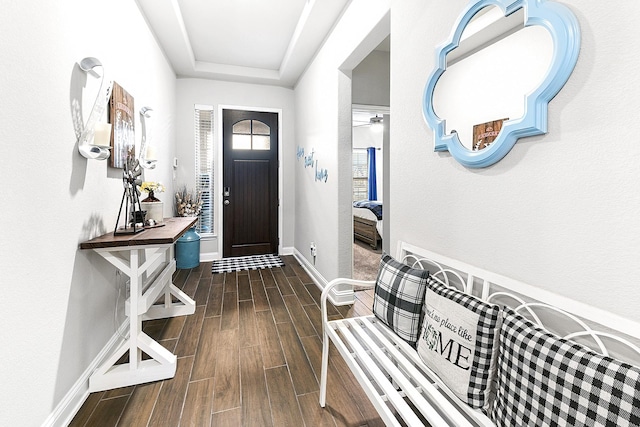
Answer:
195 105 214 234
353 149 368 201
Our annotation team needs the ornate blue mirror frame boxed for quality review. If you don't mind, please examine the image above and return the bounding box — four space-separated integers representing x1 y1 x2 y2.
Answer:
422 0 580 168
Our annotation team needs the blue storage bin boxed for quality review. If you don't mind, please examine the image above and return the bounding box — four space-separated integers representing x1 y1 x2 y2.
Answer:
176 226 200 269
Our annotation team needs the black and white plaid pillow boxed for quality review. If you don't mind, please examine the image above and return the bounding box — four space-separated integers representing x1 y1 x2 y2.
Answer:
491 308 640 426
372 253 430 344
417 278 501 410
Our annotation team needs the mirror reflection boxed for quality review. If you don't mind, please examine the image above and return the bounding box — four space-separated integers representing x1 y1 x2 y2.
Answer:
432 6 553 151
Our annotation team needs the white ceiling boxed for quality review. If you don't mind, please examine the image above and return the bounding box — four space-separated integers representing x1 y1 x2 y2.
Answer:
135 0 351 87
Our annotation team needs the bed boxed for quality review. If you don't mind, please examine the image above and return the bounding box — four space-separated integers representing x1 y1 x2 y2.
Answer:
353 200 382 249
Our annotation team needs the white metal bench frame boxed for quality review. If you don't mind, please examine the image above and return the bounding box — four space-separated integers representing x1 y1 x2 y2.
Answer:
319 241 640 426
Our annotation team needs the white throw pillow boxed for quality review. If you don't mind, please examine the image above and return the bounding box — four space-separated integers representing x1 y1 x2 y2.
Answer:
417 278 501 411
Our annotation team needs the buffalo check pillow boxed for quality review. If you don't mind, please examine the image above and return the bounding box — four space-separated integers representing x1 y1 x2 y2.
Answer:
417 278 501 411
491 308 640 426
372 253 430 344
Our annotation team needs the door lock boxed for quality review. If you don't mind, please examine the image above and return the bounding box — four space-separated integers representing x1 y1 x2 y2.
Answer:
224 200 230 205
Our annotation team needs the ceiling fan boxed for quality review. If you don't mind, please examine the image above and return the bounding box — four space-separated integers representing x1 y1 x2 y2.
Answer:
353 115 384 130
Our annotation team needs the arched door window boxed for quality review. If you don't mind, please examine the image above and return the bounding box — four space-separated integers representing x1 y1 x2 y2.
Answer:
232 119 271 150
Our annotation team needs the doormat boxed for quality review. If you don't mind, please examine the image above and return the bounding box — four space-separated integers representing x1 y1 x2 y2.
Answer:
212 254 284 274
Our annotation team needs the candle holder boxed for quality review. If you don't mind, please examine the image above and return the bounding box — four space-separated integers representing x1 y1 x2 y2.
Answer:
77 57 112 160
139 106 157 169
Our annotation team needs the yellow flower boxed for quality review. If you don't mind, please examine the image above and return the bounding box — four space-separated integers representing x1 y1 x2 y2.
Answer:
140 181 165 194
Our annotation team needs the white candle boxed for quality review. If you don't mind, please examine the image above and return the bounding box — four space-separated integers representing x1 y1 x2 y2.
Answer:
94 122 112 147
146 145 157 160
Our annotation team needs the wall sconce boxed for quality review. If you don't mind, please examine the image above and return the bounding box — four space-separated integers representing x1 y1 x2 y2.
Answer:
139 106 157 169
77 57 112 160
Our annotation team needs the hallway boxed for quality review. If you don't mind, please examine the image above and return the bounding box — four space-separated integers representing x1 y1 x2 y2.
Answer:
69 256 383 426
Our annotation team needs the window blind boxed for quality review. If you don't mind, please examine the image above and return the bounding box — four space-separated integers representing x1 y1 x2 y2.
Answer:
353 149 368 201
195 106 214 234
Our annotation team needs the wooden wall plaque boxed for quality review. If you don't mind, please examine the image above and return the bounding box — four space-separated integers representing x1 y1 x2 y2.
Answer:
109 82 135 168
472 118 508 151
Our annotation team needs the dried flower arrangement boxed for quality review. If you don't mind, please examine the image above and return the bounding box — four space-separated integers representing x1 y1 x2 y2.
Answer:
175 186 203 217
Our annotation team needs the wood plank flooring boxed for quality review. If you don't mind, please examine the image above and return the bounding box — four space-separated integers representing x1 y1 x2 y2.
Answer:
69 255 383 427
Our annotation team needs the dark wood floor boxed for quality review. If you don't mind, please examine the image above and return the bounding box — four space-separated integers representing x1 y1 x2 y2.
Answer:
69 255 383 427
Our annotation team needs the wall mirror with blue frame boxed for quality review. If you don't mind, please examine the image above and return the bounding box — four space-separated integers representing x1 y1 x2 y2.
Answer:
422 0 581 168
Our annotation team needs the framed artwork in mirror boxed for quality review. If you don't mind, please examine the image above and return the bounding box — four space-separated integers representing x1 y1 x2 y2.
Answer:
109 82 135 169
423 0 581 168
472 118 508 151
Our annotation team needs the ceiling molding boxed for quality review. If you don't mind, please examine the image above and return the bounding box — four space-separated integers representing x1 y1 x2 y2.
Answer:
136 0 350 88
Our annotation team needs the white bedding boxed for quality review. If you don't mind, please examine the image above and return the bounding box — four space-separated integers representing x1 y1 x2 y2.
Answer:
353 207 383 237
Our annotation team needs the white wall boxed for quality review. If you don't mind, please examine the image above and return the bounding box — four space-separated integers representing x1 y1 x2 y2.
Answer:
0 2 176 425
294 0 390 281
352 50 391 106
391 1 640 321
175 78 296 258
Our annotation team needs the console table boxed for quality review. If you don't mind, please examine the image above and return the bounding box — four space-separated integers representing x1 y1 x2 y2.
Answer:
80 217 197 392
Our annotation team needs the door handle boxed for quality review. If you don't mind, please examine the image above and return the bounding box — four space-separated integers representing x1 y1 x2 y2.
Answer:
224 200 230 206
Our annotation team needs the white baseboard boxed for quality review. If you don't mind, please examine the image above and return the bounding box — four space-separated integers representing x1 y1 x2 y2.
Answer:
42 321 130 427
200 251 219 262
292 249 355 306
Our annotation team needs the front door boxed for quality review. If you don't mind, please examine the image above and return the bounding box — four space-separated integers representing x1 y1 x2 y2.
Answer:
222 109 279 257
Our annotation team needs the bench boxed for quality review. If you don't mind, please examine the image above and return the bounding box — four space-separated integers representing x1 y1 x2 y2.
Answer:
319 241 640 426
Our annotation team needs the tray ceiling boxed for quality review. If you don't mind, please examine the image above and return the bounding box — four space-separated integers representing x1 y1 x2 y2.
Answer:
136 0 350 87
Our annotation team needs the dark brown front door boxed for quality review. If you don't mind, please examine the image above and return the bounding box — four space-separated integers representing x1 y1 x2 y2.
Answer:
222 109 279 257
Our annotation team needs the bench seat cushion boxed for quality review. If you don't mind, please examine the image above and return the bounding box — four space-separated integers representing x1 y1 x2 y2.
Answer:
491 308 640 426
417 278 501 411
373 253 430 344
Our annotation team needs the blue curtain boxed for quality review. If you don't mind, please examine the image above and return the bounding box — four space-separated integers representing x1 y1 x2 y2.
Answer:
367 147 377 201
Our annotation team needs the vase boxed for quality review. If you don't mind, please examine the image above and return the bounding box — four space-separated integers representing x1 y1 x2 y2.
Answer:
141 200 163 224
142 190 160 202
176 226 200 269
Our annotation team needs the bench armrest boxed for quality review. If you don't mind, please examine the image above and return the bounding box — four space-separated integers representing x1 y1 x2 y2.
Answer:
320 278 376 330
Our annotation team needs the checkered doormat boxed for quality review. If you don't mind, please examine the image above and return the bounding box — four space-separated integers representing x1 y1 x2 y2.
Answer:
211 254 284 274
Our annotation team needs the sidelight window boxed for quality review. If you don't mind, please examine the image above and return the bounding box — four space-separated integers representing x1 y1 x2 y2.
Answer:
195 105 214 234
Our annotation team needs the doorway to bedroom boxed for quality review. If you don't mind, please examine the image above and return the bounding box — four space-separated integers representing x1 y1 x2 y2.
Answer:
352 107 387 280
350 35 389 281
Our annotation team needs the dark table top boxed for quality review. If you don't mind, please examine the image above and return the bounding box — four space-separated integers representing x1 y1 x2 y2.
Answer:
79 217 198 250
